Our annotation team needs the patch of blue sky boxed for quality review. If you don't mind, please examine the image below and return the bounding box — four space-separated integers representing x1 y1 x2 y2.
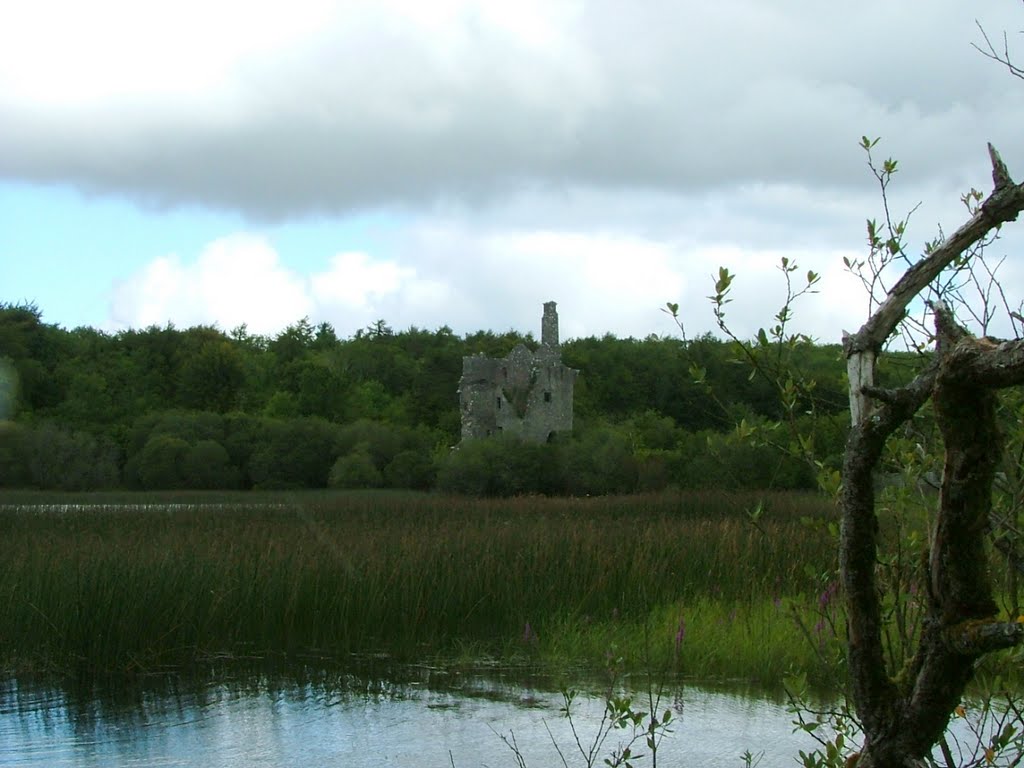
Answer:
0 181 408 331
1 181 242 329
264 208 406 274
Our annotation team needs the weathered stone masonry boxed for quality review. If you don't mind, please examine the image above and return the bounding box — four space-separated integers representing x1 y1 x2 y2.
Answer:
458 302 577 443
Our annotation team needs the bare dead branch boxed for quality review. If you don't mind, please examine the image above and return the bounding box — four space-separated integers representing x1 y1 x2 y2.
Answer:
974 21 1024 81
991 144 1015 190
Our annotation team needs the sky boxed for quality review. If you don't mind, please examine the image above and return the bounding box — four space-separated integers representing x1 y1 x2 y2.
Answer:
3 0 1024 344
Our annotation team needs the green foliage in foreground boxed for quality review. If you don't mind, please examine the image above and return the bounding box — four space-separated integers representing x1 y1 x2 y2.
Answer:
0 490 842 685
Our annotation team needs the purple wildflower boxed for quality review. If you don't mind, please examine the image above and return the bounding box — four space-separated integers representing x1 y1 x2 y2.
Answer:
814 617 826 640
818 581 838 611
674 617 686 658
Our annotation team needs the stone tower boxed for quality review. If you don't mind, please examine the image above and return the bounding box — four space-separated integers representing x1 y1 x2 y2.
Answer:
458 302 576 443
541 301 559 347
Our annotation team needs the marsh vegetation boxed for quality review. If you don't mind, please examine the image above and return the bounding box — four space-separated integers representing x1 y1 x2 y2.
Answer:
0 489 847 686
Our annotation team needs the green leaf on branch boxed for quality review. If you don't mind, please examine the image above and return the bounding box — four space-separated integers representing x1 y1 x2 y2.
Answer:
714 267 734 296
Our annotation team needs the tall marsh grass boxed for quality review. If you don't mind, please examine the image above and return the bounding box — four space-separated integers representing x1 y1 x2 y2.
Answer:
0 490 839 683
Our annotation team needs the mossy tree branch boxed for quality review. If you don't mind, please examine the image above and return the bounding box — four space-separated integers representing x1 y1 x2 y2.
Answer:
842 147 1024 768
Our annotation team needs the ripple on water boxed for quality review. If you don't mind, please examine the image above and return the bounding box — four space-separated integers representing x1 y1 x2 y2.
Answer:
0 672 824 767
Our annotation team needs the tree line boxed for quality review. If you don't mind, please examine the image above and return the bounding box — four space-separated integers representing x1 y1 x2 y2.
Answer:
0 302 862 494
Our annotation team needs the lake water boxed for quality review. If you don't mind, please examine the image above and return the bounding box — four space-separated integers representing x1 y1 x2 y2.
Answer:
0 667 823 767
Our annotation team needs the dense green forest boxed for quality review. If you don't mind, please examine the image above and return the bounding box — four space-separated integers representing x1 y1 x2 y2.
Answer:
0 301 864 495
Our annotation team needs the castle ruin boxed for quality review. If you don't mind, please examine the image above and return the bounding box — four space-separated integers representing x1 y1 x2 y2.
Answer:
458 302 577 443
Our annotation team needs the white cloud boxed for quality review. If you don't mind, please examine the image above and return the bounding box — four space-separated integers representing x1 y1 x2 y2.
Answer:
389 222 870 343
109 234 312 335
311 252 416 308
95 184 1024 343
0 0 333 108
103 228 696 339
473 230 689 340
107 235 453 337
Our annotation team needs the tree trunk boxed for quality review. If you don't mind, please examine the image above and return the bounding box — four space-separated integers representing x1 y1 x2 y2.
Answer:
841 147 1024 767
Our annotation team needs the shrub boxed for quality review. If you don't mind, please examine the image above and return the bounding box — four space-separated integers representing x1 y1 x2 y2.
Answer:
0 422 31 487
675 431 813 491
135 434 190 490
329 446 383 489
222 412 266 488
437 435 558 496
383 449 437 490
635 449 684 492
25 422 120 491
126 410 226 457
182 440 241 490
248 417 341 489
557 426 638 495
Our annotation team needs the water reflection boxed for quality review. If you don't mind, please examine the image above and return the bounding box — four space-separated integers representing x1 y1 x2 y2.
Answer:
0 667 817 767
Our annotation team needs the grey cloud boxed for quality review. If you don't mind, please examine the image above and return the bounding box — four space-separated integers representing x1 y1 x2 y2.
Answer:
2 0 1023 220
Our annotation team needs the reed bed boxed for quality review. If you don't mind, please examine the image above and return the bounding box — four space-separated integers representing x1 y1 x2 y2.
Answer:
0 489 839 683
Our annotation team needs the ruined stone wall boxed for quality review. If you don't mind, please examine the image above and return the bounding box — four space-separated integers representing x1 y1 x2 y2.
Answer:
458 302 576 443
458 354 501 440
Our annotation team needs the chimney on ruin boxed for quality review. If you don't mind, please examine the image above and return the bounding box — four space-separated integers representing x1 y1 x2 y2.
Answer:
541 301 559 347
